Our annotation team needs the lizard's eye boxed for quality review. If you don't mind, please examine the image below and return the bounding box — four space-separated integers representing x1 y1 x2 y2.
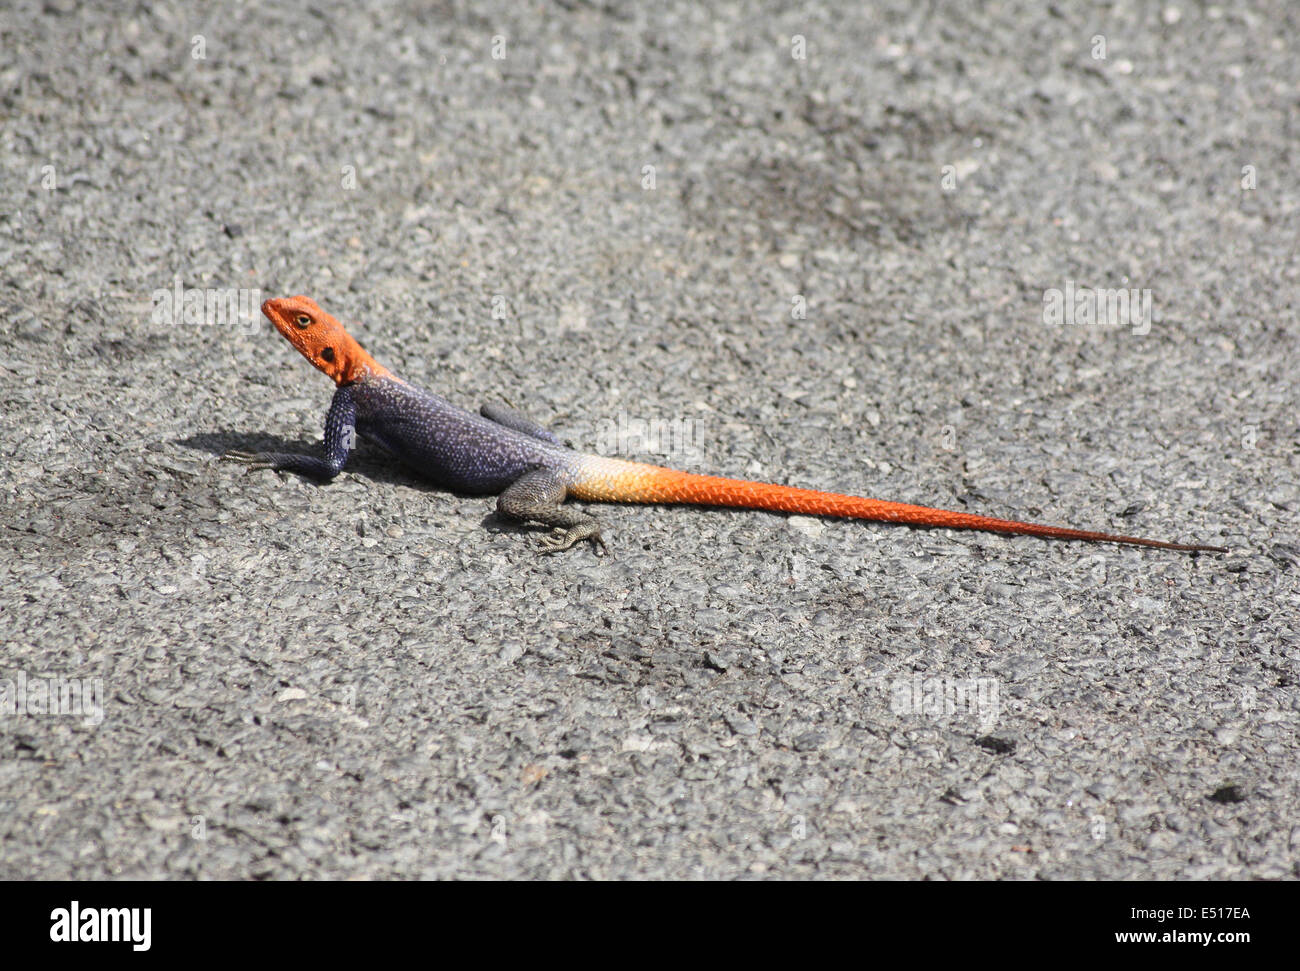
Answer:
293 314 312 328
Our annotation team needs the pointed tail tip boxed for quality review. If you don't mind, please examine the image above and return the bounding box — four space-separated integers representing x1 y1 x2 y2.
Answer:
1131 537 1228 553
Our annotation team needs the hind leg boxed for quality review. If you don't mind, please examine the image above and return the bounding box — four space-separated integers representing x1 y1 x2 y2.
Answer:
480 402 563 445
496 468 606 554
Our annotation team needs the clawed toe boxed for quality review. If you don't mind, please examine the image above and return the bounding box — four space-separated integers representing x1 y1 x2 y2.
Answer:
536 528 606 556
536 533 576 555
221 450 272 469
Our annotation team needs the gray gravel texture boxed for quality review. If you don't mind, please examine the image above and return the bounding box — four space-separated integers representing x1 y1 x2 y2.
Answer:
1 0 1296 880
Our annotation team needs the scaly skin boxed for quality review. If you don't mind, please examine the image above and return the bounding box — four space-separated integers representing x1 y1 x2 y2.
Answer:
224 296 1227 555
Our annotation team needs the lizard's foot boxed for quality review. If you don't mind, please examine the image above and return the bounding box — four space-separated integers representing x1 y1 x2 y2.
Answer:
537 523 606 555
220 450 276 470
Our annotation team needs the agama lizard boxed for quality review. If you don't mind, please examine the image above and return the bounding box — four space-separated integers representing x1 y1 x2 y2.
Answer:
223 296 1226 555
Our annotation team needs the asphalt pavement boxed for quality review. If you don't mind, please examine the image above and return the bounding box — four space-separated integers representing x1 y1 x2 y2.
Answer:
1 0 1296 878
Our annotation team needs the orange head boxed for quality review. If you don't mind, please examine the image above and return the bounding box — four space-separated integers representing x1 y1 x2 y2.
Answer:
260 296 390 385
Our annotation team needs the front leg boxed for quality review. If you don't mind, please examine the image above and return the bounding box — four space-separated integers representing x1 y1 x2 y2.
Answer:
497 467 606 554
223 384 358 480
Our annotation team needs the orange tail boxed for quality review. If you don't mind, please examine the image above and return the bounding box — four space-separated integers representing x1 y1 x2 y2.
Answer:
569 458 1226 552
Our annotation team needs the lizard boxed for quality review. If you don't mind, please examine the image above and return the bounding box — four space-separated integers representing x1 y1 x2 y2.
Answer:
222 296 1227 555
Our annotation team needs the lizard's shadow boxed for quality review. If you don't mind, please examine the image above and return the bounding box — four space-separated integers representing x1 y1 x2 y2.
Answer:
174 431 541 538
